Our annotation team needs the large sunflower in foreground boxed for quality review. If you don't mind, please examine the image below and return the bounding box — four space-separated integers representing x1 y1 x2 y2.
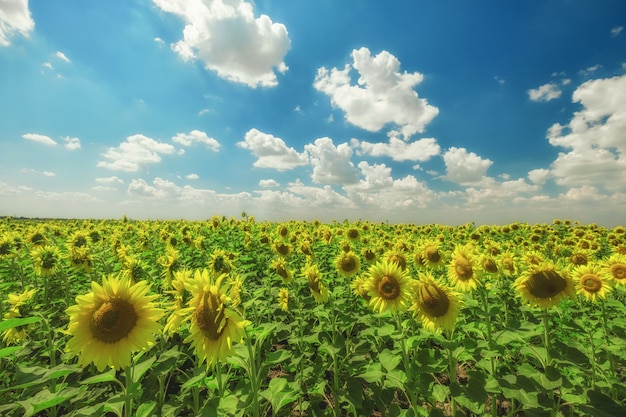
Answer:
364 260 412 314
572 263 613 302
513 261 575 309
183 269 250 367
411 273 461 332
65 274 164 371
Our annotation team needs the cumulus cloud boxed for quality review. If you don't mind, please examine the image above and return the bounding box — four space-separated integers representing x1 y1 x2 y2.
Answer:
442 147 493 184
528 168 551 185
152 0 290 88
127 177 182 199
20 168 55 177
611 26 623 37
0 0 34 47
97 134 177 172
96 176 124 185
22 133 57 146
304 137 359 185
237 128 308 171
344 161 435 209
259 179 279 187
185 173 199 180
313 47 438 139
353 136 441 162
63 136 81 150
545 73 626 192
172 130 220 151
528 82 562 102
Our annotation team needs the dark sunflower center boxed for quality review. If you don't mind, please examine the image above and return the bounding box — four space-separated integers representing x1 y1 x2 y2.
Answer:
483 258 498 274
0 242 11 255
364 250 376 261
347 229 359 240
420 283 450 318
581 274 602 293
74 236 87 248
341 256 357 273
610 263 626 281
276 265 289 279
527 270 567 299
570 253 588 265
31 233 45 245
389 255 407 271
276 243 290 256
195 293 226 341
42 253 57 269
378 275 400 300
454 258 473 281
90 299 138 344
308 279 320 294
425 247 441 263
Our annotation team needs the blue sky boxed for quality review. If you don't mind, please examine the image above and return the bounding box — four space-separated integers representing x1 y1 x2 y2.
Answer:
1 0 625 225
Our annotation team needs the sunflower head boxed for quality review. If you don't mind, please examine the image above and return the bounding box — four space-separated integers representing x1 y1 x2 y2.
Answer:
384 251 408 271
278 288 289 312
514 261 575 309
364 260 412 314
65 274 164 371
604 253 626 286
31 245 62 276
573 263 612 302
335 251 361 276
271 257 293 283
411 273 461 332
421 242 445 268
447 244 481 292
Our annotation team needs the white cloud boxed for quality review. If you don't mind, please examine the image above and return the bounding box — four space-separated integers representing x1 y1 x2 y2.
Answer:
22 133 57 146
20 168 55 177
172 130 220 151
97 134 177 172
528 168 551 185
185 173 199 180
237 128 308 171
96 176 124 185
127 177 182 199
0 0 34 47
353 136 441 162
442 147 493 184
545 73 626 192
259 179 279 187
63 136 81 151
152 0 290 88
55 51 70 63
611 26 623 37
154 37 165 45
528 82 562 102
42 62 53 70
313 47 438 139
344 161 436 209
304 137 359 185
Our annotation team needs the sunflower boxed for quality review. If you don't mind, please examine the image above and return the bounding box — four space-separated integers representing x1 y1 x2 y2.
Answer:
158 246 181 284
603 253 626 286
163 269 193 335
361 247 378 264
229 274 244 308
301 261 329 303
411 273 461 332
271 257 293 283
209 249 234 275
351 276 371 302
447 244 481 292
0 232 14 257
65 274 164 371
272 240 292 257
335 251 361 276
364 260 412 314
2 288 38 345
419 241 445 269
514 261 575 309
572 263 613 302
384 250 408 271
183 269 250 367
31 245 62 276
278 288 289 312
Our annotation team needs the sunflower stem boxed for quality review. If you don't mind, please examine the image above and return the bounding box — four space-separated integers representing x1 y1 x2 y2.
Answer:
447 342 457 417
479 288 498 417
244 330 261 417
541 308 552 368
124 364 134 417
599 300 617 399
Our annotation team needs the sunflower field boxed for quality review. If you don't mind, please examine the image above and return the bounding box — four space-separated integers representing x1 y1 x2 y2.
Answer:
1 216 626 417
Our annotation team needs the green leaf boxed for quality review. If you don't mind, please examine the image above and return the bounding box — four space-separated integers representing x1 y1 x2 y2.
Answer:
0 316 41 332
18 387 81 417
579 389 626 417
379 348 401 372
80 368 117 385
260 378 298 415
357 363 385 384
133 355 156 383
2 364 79 392
136 401 156 417
377 323 395 337
265 348 291 365
103 393 125 417
0 345 22 359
